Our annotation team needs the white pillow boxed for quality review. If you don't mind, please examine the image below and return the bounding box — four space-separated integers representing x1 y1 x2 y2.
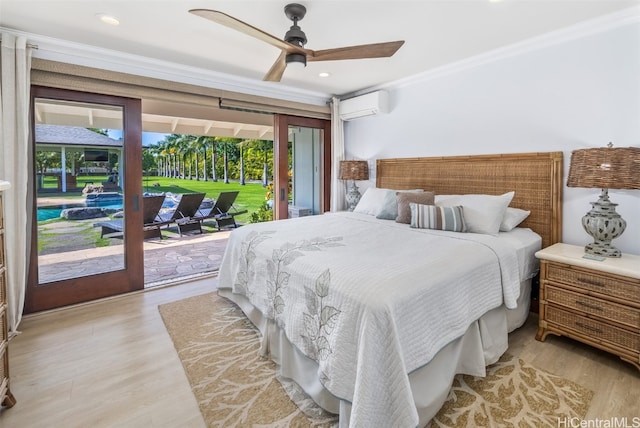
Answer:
500 207 531 232
354 187 423 218
353 187 393 216
435 192 514 235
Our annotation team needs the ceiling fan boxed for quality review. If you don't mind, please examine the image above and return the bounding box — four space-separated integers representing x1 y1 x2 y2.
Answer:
189 3 405 82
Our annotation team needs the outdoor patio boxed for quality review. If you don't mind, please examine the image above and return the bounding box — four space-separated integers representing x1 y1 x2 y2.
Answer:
38 218 231 286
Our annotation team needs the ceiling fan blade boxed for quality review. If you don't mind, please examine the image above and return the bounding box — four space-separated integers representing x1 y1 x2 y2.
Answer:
263 51 287 82
307 41 405 62
189 9 304 53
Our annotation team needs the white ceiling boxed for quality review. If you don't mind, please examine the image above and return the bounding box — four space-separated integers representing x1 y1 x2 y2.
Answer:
33 97 278 141
1 0 638 97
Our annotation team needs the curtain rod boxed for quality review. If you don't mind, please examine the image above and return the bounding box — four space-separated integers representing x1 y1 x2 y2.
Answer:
0 37 39 49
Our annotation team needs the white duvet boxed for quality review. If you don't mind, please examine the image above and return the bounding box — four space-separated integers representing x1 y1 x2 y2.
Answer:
217 211 521 427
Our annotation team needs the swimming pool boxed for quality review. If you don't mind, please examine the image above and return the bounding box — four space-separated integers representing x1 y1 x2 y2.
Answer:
37 201 123 222
37 194 179 222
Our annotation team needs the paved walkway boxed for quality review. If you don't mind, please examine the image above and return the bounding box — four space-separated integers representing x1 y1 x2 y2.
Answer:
36 193 236 286
38 227 231 286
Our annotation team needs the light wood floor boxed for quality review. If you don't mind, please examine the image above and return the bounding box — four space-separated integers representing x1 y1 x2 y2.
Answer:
0 278 214 428
1 279 638 427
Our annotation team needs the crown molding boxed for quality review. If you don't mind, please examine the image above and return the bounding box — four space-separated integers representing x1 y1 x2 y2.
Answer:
360 5 640 96
0 27 331 106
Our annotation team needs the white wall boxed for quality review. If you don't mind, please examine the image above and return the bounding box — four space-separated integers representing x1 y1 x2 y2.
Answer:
344 22 640 255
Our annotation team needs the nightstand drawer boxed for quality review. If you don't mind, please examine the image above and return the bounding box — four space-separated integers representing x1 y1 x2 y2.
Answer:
546 285 640 330
546 306 640 352
546 263 640 304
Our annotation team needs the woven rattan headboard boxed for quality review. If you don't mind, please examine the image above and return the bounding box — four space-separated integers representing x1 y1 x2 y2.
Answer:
376 152 563 249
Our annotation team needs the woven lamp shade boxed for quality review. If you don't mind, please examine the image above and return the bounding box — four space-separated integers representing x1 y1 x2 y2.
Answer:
339 160 369 181
567 146 640 189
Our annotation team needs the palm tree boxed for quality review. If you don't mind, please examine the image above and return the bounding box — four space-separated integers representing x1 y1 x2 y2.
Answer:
195 136 211 181
215 137 243 184
249 139 273 186
188 136 200 180
156 139 171 177
147 144 162 177
213 137 232 184
223 142 229 184
211 138 218 182
159 134 181 178
237 140 249 185
168 140 178 178
179 135 195 180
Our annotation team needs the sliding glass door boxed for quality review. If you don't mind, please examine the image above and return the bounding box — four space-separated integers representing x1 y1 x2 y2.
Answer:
25 87 144 313
273 115 331 219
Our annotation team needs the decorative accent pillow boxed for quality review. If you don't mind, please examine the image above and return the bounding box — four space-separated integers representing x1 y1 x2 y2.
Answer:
354 187 423 218
395 191 436 223
410 203 467 232
500 207 531 232
375 188 425 220
435 191 514 235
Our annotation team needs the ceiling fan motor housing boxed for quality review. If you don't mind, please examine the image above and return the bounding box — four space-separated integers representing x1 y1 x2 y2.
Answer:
284 3 308 66
284 25 307 47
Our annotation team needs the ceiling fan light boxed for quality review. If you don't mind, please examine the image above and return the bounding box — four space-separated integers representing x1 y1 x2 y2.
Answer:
286 53 307 68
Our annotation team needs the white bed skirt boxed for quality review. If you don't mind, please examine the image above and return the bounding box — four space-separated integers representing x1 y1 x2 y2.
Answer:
218 278 531 427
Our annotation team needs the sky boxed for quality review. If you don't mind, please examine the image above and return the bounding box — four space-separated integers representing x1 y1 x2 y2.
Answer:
142 132 167 147
107 130 167 147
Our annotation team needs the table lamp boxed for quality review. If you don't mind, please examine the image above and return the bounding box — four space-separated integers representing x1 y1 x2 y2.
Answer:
566 143 640 258
339 160 369 211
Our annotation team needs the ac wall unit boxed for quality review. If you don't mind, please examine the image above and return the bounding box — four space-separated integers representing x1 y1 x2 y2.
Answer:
339 90 389 121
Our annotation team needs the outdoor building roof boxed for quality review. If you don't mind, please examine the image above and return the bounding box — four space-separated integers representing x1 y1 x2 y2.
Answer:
35 124 122 149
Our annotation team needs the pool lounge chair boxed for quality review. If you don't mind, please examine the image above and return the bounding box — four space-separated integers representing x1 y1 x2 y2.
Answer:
95 194 166 240
193 191 248 230
156 192 206 236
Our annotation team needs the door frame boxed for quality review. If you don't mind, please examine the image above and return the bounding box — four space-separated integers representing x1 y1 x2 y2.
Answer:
273 115 331 220
25 86 144 313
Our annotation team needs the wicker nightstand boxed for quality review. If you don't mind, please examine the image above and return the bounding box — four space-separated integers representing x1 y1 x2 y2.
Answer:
0 182 16 408
535 243 640 372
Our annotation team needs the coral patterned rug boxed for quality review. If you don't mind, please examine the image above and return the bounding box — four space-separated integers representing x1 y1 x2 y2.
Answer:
159 292 593 427
430 353 593 427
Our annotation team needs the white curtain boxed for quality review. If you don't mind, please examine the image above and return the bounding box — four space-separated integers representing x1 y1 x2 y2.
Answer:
0 33 33 335
330 97 346 211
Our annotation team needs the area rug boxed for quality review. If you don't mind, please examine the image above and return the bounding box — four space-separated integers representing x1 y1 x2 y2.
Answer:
158 291 337 427
430 354 594 427
159 292 593 427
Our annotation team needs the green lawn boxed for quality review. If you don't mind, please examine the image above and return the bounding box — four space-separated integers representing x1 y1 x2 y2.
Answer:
142 176 268 223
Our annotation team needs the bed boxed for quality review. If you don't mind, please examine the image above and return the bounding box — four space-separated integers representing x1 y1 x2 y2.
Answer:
217 151 563 427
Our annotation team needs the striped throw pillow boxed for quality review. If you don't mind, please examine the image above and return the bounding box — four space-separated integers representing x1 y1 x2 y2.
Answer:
410 203 467 232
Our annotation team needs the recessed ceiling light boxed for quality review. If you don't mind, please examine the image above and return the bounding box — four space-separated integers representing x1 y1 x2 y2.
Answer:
318 72 331 78
96 13 120 26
